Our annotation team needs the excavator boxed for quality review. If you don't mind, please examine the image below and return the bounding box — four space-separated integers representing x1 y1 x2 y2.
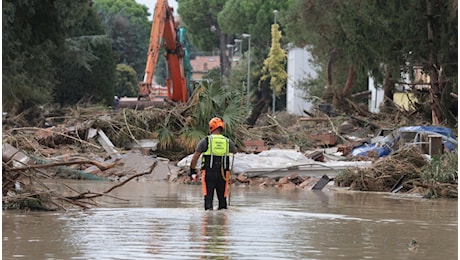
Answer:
119 0 192 108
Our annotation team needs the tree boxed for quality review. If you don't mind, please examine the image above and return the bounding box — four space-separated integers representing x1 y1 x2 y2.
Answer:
2 0 108 115
180 0 292 124
259 24 287 105
177 0 231 77
180 78 246 152
93 0 151 80
283 0 457 124
54 5 115 106
115 64 138 97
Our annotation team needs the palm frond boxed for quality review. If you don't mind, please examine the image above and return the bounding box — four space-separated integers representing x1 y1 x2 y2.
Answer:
156 127 175 150
179 127 206 153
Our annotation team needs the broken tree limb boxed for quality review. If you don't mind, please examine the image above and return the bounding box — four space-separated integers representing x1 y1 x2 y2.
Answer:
349 115 381 130
10 127 101 149
298 117 329 122
6 160 116 172
123 108 140 145
266 114 288 136
350 90 371 98
325 114 348 144
103 161 158 194
55 161 158 209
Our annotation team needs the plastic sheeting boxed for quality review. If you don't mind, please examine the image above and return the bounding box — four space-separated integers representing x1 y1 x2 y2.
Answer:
178 149 372 176
177 149 316 174
351 126 457 158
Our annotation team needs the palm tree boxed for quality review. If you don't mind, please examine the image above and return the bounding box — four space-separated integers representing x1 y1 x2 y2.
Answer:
178 80 246 153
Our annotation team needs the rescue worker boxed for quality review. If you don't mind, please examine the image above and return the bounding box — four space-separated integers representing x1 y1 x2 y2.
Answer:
189 117 238 210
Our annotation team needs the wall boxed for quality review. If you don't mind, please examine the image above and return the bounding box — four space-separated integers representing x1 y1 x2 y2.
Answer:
286 47 317 116
368 76 385 113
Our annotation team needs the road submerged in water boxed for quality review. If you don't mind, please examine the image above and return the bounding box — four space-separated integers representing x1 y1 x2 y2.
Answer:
2 180 457 260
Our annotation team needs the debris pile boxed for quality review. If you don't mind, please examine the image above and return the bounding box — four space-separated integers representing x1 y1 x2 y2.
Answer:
335 147 427 191
335 147 457 198
2 104 458 210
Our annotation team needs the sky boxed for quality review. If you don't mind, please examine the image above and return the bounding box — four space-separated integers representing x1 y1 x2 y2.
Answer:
135 0 178 18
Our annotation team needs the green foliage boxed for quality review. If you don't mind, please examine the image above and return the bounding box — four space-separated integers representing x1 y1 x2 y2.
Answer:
94 0 150 22
93 0 150 80
189 79 246 143
156 127 175 150
3 1 59 113
283 0 457 114
421 150 458 184
179 127 207 153
259 24 287 96
115 64 138 97
177 0 223 51
54 7 115 106
2 0 114 114
218 0 291 47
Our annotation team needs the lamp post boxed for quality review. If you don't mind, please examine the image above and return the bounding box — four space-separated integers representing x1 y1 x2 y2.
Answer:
234 39 243 61
242 33 251 107
272 9 279 114
226 44 234 64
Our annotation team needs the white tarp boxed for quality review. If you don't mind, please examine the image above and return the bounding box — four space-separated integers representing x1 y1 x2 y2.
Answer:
178 149 372 177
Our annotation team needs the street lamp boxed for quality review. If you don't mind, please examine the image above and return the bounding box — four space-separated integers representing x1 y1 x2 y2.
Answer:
242 33 251 107
226 44 234 65
234 39 243 60
272 9 279 114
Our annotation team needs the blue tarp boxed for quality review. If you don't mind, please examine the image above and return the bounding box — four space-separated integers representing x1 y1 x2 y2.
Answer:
351 126 457 158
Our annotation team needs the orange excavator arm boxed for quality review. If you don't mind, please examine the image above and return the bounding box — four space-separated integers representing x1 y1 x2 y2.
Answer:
139 0 187 103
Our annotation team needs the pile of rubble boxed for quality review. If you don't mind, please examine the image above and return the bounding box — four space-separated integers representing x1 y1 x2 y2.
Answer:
2 107 457 210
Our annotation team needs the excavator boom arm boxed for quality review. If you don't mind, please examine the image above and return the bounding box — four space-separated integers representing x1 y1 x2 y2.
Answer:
140 0 187 103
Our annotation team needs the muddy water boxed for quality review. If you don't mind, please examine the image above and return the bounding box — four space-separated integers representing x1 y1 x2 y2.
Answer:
2 181 457 260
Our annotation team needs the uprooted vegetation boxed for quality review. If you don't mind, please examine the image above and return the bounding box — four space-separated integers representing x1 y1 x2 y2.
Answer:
2 102 458 211
335 147 458 198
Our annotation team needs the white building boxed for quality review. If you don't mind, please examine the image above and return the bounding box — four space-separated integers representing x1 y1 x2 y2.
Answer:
368 76 385 113
286 47 318 116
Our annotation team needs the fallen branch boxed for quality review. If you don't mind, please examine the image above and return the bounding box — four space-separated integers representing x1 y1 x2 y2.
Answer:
64 161 158 202
10 127 101 149
123 108 140 145
104 161 158 194
7 160 117 172
325 114 348 144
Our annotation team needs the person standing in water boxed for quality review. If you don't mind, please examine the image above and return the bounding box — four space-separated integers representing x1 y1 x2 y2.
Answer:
189 117 238 210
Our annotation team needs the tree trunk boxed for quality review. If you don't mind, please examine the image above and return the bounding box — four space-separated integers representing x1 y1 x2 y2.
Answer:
246 80 272 125
325 48 337 88
426 0 444 124
342 65 354 96
383 68 394 108
219 32 231 78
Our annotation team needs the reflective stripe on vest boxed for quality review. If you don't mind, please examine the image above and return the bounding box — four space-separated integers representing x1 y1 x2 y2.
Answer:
202 134 230 169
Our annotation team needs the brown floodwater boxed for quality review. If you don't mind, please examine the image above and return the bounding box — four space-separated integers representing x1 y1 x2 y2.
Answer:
2 180 458 259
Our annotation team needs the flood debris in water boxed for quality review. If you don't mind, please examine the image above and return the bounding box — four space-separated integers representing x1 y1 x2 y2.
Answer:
2 105 457 211
334 146 458 198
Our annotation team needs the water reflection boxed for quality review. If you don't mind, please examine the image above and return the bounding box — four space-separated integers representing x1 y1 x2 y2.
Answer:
2 182 458 260
200 211 229 259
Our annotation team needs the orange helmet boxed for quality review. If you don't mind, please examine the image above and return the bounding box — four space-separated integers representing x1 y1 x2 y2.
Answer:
209 117 224 132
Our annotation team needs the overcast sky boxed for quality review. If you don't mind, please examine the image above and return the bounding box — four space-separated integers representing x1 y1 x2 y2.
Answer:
135 0 178 18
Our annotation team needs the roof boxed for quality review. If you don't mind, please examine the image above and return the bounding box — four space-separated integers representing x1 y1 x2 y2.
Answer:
190 56 220 73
